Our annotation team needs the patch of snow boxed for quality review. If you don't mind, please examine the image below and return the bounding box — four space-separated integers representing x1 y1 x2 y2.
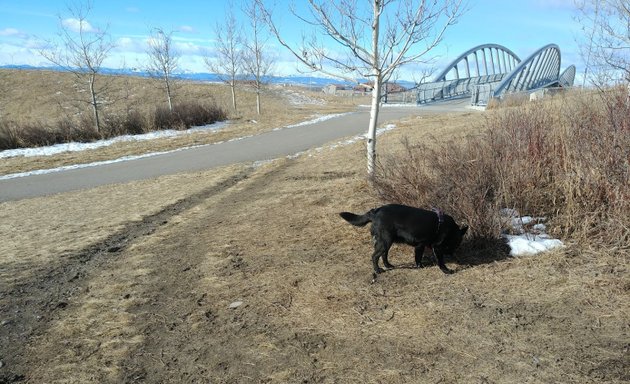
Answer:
504 235 564 257
500 208 564 256
325 123 397 150
0 121 229 159
273 113 352 131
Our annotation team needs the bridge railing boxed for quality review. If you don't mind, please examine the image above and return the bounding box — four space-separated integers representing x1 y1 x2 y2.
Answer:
416 74 505 104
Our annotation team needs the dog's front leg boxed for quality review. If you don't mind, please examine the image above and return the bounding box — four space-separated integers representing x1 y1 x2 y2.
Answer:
434 249 455 274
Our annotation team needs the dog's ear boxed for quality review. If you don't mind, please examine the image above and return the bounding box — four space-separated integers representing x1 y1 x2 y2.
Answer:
460 225 469 236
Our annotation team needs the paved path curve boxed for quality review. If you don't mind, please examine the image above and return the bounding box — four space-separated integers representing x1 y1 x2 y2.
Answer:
0 100 471 202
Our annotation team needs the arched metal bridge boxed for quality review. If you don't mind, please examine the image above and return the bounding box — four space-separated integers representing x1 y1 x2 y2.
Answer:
415 43 576 105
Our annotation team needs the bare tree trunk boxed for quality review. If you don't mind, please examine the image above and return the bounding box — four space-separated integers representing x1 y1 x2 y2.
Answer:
366 1 381 175
256 85 261 115
367 76 381 174
230 81 237 111
88 73 100 133
166 79 173 111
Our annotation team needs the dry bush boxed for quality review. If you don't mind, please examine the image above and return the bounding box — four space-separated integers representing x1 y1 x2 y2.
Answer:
0 119 99 149
486 92 530 109
0 121 22 149
373 135 502 243
0 100 227 150
373 87 629 248
152 101 226 131
102 111 147 137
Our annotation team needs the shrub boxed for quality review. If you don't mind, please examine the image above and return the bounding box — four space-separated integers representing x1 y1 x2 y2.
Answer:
153 101 227 131
372 87 629 248
0 121 21 150
0 101 227 151
102 111 146 138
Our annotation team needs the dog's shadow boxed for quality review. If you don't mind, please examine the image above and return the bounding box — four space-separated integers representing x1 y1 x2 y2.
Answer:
395 236 512 272
455 236 512 267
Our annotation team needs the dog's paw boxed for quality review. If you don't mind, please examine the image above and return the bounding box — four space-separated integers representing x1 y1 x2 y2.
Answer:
414 263 424 269
441 268 455 275
383 263 395 270
374 267 385 274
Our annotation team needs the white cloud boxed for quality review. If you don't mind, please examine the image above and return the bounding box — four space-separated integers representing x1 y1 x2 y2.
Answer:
174 41 203 55
0 27 29 39
61 18 97 33
178 25 197 34
0 28 19 36
115 36 147 53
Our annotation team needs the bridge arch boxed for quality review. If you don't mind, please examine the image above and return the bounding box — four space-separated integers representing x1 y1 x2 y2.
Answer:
492 44 561 97
434 43 520 81
559 65 576 88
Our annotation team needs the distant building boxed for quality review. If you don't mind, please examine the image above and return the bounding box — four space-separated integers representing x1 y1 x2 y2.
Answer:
322 84 349 95
354 83 373 93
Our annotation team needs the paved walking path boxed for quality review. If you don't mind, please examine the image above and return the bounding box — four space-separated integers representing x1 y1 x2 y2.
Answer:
0 100 471 202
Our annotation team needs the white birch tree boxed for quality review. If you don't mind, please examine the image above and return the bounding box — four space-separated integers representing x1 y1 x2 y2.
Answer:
146 27 180 111
39 0 115 133
206 2 243 113
256 0 465 174
243 0 275 115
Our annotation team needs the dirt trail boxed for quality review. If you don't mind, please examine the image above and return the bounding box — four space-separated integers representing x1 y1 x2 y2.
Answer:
1 112 628 383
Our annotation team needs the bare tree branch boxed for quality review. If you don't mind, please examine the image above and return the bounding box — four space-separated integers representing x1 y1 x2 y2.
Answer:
206 1 243 112
39 0 115 133
145 27 180 111
243 0 275 115
575 0 630 85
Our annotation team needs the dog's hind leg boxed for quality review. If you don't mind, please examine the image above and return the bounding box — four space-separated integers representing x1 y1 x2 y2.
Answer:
371 236 393 274
381 243 395 270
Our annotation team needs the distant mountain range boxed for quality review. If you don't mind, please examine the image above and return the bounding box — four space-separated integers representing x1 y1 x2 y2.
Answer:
0 64 417 89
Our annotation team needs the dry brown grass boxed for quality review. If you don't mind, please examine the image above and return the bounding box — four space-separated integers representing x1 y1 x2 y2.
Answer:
373 88 630 249
0 80 627 383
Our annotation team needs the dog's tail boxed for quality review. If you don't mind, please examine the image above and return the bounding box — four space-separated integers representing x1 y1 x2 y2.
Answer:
339 210 374 227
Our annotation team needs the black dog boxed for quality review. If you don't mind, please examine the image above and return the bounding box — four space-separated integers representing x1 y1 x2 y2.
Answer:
340 204 468 275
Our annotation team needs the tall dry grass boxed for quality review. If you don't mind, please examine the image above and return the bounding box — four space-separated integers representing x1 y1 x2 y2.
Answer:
0 100 226 151
373 87 629 248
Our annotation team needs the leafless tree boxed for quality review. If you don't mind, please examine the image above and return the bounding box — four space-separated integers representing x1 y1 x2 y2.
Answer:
206 2 243 113
39 0 115 133
575 0 630 86
256 0 465 174
146 27 180 111
243 0 275 115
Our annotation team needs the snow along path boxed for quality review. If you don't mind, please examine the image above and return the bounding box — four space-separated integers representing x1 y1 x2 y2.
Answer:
0 106 430 202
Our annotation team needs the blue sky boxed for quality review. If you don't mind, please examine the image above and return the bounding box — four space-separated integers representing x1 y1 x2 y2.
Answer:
0 0 585 81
